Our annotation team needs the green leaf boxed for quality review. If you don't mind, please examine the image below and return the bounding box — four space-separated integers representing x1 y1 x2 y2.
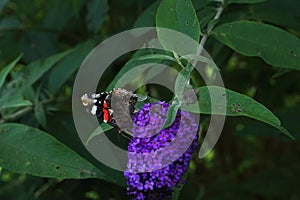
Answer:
71 0 85 17
272 68 292 78
225 0 266 4
0 96 32 109
33 84 47 128
135 95 158 110
42 0 77 30
131 54 177 63
182 86 294 139
133 0 160 28
174 68 190 99
20 31 58 63
192 0 211 11
212 21 300 70
86 123 113 145
156 0 200 54
197 6 216 33
12 0 38 17
48 40 97 93
22 50 72 90
86 0 108 34
249 0 300 32
0 55 22 91
0 50 72 105
180 54 220 70
219 0 300 33
0 123 114 181
34 103 47 128
107 49 174 90
207 18 220 33
172 169 189 200
156 0 200 41
136 93 148 101
0 17 21 62
162 100 181 129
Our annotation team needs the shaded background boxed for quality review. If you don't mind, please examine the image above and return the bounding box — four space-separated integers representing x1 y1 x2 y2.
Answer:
0 0 300 199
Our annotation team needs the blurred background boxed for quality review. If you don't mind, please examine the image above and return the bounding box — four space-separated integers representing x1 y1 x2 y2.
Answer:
0 0 300 199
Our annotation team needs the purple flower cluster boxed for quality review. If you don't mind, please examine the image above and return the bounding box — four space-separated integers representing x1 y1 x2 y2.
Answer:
124 101 199 200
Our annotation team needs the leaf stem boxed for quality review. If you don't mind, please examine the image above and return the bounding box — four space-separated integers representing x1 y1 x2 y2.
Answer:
196 5 224 57
188 5 224 84
0 107 32 124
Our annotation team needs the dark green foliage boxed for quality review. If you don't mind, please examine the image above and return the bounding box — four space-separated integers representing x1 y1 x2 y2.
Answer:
0 0 299 199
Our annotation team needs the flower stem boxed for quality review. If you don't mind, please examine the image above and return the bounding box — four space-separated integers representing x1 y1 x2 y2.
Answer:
196 5 224 59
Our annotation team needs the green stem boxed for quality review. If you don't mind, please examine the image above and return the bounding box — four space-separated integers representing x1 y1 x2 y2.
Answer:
188 5 224 86
0 106 32 124
195 5 224 63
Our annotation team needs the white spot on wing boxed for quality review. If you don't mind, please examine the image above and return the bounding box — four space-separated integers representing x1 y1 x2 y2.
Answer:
92 93 100 98
91 106 97 115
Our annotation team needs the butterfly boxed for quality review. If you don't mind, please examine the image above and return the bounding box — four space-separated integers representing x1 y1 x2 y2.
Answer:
81 88 138 133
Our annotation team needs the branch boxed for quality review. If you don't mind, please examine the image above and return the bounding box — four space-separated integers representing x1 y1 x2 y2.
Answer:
0 106 32 124
196 5 224 56
188 4 224 82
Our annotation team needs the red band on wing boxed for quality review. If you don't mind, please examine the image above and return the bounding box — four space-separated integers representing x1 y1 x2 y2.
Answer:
102 101 112 123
